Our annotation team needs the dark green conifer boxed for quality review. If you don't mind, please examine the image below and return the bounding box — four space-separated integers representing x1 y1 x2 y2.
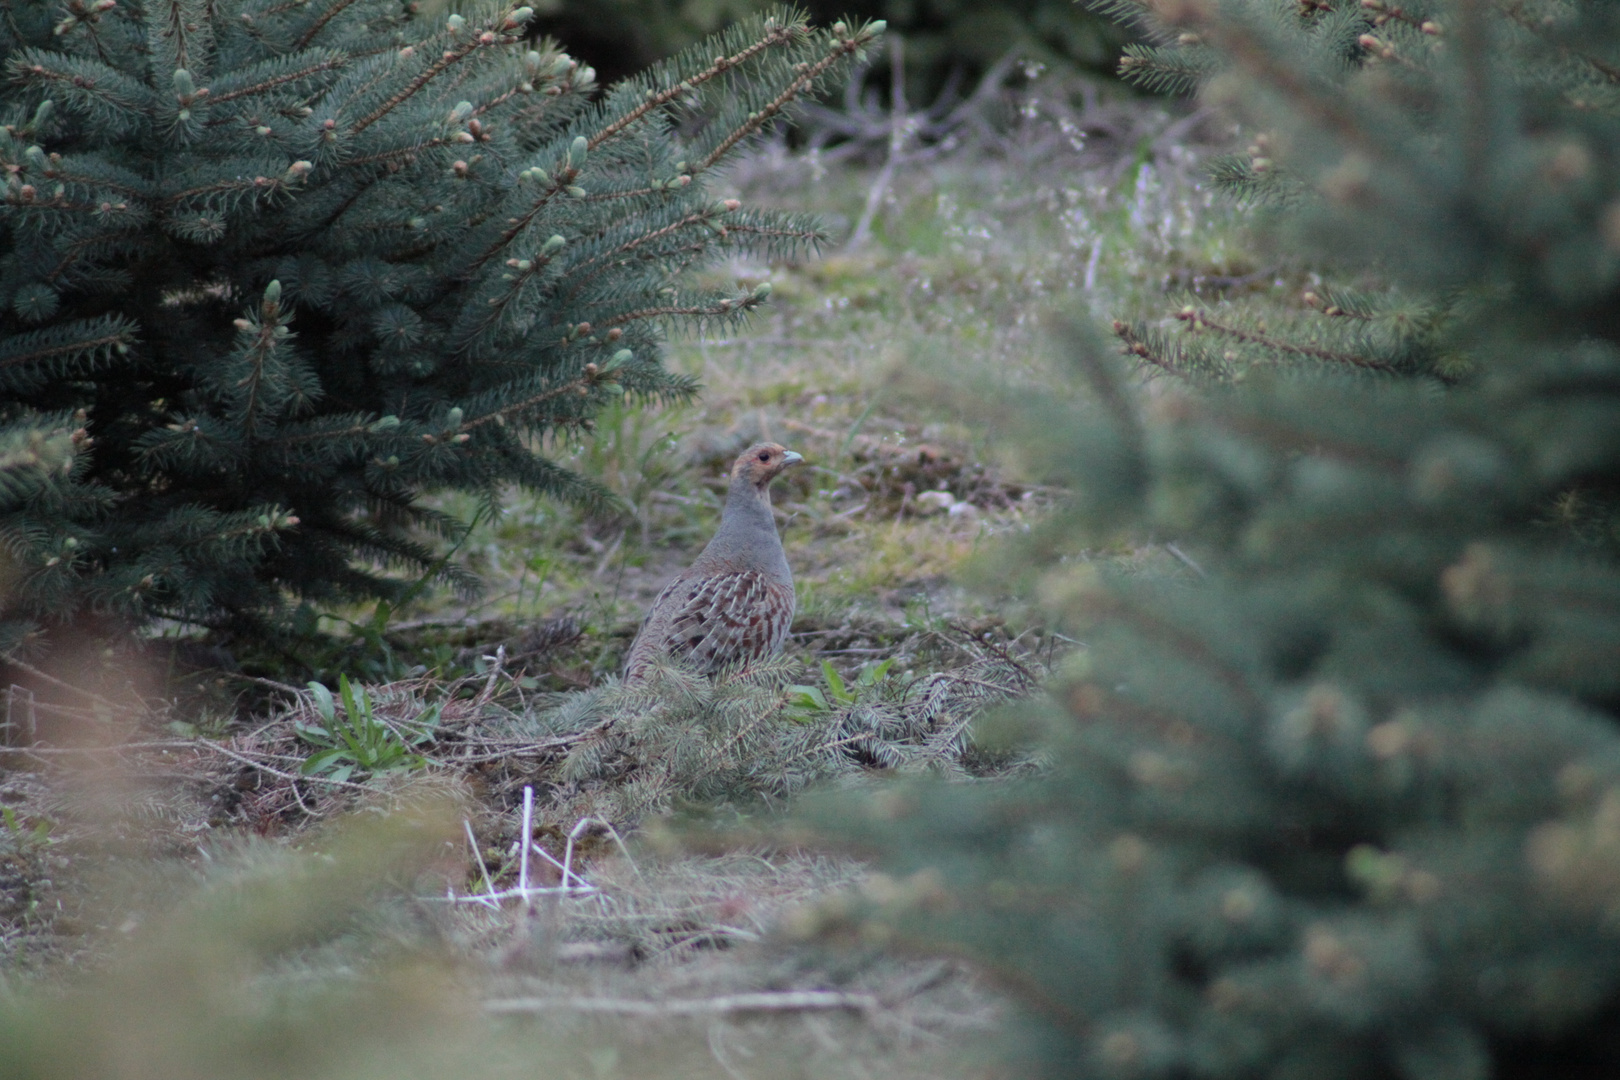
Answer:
797 3 1620 1076
0 1 874 653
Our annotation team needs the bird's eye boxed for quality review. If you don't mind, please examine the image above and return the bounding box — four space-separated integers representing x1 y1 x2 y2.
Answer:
758 452 770 462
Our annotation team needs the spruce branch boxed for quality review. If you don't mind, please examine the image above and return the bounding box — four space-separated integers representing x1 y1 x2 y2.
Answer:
341 136 451 170
203 55 349 108
293 0 368 50
0 317 136 372
468 176 570 274
8 52 156 123
154 0 210 74
598 294 767 331
584 17 806 152
36 167 148 200
1136 0 1396 167
696 26 879 174
162 165 308 207
453 241 568 350
346 20 526 136
1173 306 1399 374
557 208 727 301
1116 42 1218 95
1499 1 1620 85
5 192 128 215
1113 319 1215 381
458 375 597 432
1360 0 1432 33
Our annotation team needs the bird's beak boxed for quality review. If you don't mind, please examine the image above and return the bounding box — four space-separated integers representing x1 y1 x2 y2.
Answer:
780 450 804 468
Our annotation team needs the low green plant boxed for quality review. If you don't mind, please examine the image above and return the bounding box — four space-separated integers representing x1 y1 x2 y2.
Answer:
1 806 51 854
295 677 440 783
787 658 895 717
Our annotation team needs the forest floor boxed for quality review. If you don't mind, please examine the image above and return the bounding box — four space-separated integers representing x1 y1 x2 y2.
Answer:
0 69 1297 1080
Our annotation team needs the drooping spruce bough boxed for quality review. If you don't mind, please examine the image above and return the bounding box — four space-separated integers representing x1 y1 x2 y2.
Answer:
1097 0 1620 388
0 1 876 651
795 2 1620 1077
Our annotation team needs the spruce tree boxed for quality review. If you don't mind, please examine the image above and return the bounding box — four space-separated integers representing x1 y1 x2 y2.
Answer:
0 1 875 653
794 3 1620 1077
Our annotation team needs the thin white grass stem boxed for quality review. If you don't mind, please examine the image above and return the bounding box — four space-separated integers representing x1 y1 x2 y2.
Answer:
519 785 534 907
428 882 594 906
484 991 879 1017
1165 542 1208 579
595 818 643 879
477 645 505 704
561 816 588 889
527 841 597 894
465 818 497 898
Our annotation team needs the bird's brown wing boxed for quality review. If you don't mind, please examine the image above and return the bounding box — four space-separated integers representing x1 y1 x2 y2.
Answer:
624 570 795 679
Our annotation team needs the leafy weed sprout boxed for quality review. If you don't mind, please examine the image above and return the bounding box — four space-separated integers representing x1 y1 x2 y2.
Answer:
786 658 896 719
296 676 441 783
1 806 51 855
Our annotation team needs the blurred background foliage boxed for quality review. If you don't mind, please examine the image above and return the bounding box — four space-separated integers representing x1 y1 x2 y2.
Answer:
511 0 1135 101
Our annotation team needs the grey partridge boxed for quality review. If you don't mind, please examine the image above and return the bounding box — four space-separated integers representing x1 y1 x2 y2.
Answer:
623 442 804 681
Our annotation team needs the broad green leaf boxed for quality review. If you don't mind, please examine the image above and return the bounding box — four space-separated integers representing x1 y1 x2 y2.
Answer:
306 681 336 723
301 748 348 775
820 660 850 702
786 685 829 710
858 658 895 687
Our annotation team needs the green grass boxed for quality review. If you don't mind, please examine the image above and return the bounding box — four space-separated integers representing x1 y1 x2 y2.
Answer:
338 81 1277 688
